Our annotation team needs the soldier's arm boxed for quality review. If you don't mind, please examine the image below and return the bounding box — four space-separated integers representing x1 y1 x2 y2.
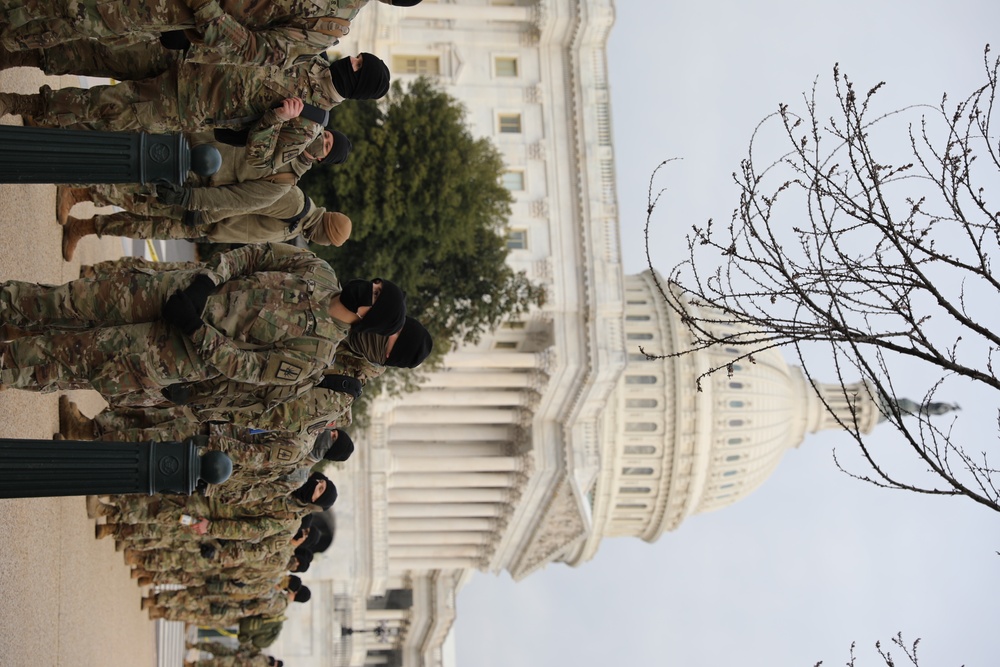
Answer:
245 113 322 171
206 516 293 542
200 242 326 284
183 0 337 68
199 187 305 225
186 179 291 213
190 325 334 386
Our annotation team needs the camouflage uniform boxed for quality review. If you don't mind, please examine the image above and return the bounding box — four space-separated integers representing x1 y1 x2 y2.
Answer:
155 587 290 626
3 0 369 68
26 39 179 80
191 641 272 667
238 615 286 649
0 243 349 404
88 188 338 245
30 55 340 169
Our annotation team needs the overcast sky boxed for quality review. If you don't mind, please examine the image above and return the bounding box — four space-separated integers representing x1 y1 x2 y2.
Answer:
454 2 1000 665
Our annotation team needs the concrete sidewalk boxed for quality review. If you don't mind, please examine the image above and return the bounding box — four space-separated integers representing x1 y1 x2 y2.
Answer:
0 66 157 667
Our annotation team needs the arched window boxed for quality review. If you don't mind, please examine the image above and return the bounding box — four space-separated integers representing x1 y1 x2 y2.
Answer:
625 422 657 433
626 375 657 385
624 445 657 455
621 466 655 476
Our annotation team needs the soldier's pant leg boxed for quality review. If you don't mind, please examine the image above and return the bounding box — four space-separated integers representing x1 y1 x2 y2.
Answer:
95 211 207 241
88 256 202 277
0 322 211 396
0 272 197 330
36 74 182 131
38 39 180 80
93 405 200 441
87 183 183 218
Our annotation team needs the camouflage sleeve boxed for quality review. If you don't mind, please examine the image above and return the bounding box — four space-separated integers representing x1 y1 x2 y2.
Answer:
186 179 291 213
87 257 202 276
245 112 322 171
199 187 305 225
190 324 329 385
202 242 324 284
206 515 293 542
186 1 332 68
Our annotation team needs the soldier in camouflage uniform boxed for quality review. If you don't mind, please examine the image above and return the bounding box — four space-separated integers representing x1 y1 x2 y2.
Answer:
1 0 420 69
0 243 405 405
0 38 178 79
62 187 352 259
188 640 280 667
147 582 305 625
0 52 389 170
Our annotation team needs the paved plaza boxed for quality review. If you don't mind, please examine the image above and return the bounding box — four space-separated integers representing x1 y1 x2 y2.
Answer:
0 67 157 667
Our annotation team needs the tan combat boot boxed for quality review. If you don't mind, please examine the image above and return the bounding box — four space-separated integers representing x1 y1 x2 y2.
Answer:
61 216 98 262
140 596 157 610
0 91 43 119
58 396 96 440
136 576 154 587
56 186 93 225
85 495 111 519
124 550 145 568
95 523 117 540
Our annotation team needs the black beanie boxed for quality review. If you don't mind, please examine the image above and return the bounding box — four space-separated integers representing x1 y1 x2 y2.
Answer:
324 429 355 462
391 0 422 5
330 53 390 100
286 575 302 592
321 130 352 165
352 278 406 336
295 585 312 603
386 317 433 368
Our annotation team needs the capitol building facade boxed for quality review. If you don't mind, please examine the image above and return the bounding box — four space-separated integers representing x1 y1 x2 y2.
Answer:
271 2 882 665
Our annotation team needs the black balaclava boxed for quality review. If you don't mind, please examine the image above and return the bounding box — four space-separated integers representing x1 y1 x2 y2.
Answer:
355 278 406 336
321 130 352 165
339 279 374 313
286 575 302 592
292 547 313 572
391 0 423 5
386 317 434 368
314 480 338 510
330 53 390 100
292 472 325 506
295 586 312 603
324 429 354 462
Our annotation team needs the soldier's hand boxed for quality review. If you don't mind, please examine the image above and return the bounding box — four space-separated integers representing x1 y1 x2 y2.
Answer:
156 181 192 208
183 275 216 314
163 290 204 335
191 518 210 535
199 543 218 560
275 97 305 121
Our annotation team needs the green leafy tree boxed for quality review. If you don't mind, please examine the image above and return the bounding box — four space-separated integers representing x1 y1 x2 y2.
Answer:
301 77 544 360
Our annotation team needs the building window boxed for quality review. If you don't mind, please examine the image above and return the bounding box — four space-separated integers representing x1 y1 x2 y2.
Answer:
627 300 647 305
627 332 653 340
723 470 738 477
729 381 744 389
622 466 654 475
729 400 745 408
625 375 657 385
625 422 657 433
728 419 745 427
493 341 518 350
619 486 651 494
494 56 519 77
720 483 735 490
626 398 658 409
727 437 743 445
498 113 522 133
628 353 651 362
501 170 525 191
725 347 740 354
616 503 647 509
503 321 526 330
624 445 656 455
392 55 440 76
725 454 741 462
506 229 527 250
626 315 650 321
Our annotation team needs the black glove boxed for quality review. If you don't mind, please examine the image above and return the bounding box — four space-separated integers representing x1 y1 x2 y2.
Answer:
199 543 217 560
159 30 192 50
162 383 193 405
182 209 204 227
163 290 203 335
317 374 363 399
183 275 216 314
156 181 192 207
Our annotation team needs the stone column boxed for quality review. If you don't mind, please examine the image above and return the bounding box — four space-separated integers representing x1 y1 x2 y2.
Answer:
388 488 511 504
388 442 509 458
388 503 505 519
390 472 516 489
389 532 490 546
402 4 531 23
388 517 497 533
393 456 522 473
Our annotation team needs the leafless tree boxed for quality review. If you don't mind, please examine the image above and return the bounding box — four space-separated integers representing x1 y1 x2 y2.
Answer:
815 633 937 667
646 46 1000 513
